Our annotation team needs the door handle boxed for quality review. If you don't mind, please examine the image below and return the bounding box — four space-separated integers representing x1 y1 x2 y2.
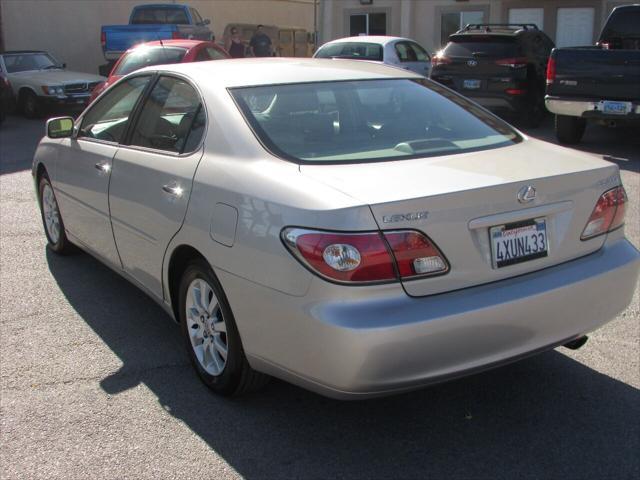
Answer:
94 161 110 172
162 182 183 197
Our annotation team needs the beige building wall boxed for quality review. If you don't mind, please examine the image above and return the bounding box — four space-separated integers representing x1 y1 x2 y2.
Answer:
0 0 316 74
320 0 631 55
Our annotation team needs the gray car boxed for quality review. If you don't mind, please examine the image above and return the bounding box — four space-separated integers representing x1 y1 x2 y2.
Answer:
33 58 640 399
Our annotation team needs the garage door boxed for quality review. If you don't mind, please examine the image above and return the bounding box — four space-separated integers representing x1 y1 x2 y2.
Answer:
555 7 595 47
509 8 544 30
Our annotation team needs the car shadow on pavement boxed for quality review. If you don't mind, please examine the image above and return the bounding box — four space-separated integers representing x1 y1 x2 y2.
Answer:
46 247 640 479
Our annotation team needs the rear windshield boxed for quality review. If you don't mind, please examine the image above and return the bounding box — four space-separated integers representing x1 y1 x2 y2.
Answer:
231 79 521 164
314 42 383 61
445 36 521 57
131 7 189 24
600 8 640 44
114 47 187 76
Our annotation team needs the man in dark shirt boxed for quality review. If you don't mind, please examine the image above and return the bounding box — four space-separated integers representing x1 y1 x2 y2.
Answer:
250 25 272 57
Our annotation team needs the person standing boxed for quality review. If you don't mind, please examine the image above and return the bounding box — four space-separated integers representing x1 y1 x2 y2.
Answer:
225 27 246 58
249 25 272 57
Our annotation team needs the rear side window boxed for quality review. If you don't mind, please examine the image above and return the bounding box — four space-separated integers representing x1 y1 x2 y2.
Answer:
195 47 227 62
129 76 204 153
315 42 383 61
131 7 189 25
79 76 151 143
444 36 522 57
395 41 430 62
114 47 187 76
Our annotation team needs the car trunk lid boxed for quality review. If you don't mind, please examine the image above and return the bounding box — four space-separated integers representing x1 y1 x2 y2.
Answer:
300 138 620 296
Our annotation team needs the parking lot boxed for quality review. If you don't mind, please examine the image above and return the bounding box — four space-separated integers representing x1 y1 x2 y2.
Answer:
0 113 638 479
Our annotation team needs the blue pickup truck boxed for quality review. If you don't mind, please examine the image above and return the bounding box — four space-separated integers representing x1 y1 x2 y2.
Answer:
101 4 213 61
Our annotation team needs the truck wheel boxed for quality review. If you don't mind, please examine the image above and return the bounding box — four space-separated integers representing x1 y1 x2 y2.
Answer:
555 115 586 144
22 91 40 119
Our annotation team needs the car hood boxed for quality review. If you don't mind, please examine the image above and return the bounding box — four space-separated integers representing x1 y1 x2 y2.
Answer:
9 69 105 84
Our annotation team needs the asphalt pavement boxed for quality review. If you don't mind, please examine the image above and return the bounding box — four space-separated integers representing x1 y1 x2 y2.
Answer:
1 114 638 479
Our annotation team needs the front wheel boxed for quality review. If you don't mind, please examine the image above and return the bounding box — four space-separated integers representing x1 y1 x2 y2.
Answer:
555 114 586 144
22 91 40 119
38 175 75 254
179 260 269 396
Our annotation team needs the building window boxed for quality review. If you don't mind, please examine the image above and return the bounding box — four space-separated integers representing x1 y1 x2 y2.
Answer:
350 12 386 36
440 11 484 45
555 7 595 47
508 7 544 30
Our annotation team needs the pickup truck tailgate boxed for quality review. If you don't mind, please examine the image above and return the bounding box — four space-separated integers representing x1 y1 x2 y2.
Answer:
548 48 640 100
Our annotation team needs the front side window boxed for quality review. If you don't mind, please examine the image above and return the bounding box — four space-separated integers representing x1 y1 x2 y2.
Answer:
2 53 60 73
190 8 203 25
315 42 383 61
129 76 204 153
79 76 151 143
114 47 187 76
232 79 521 164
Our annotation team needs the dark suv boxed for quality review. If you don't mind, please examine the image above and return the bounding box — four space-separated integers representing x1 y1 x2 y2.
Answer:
430 24 554 127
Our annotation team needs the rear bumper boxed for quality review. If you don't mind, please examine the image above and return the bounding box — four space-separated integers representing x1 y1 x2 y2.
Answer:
545 96 640 120
227 237 640 399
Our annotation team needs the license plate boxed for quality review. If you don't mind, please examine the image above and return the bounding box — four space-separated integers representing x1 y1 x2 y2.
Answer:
602 100 631 115
490 218 548 268
463 79 481 90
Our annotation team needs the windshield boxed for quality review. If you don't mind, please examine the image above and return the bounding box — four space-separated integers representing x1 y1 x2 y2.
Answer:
2 53 60 73
114 47 187 76
315 42 383 61
231 79 521 164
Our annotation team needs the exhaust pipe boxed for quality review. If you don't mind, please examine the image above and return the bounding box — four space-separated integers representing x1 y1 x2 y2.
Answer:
563 335 589 350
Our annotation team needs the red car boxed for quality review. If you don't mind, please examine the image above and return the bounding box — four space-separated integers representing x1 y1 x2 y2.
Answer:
90 39 228 101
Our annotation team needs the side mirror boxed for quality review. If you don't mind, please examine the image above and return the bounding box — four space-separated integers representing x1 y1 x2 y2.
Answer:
203 19 211 26
47 117 74 139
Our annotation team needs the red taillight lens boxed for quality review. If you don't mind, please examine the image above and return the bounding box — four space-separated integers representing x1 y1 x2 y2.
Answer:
282 228 449 284
495 57 528 68
101 31 106 48
546 57 556 85
505 88 527 95
581 186 628 240
432 56 452 67
384 231 449 279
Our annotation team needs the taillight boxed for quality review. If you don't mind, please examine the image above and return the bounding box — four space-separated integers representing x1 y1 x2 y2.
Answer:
495 57 528 68
432 56 452 67
505 88 527 95
581 186 627 240
546 57 556 85
172 31 183 39
101 31 106 48
282 228 449 284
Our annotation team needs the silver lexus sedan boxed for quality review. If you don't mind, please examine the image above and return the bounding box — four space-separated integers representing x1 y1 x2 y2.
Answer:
33 58 639 399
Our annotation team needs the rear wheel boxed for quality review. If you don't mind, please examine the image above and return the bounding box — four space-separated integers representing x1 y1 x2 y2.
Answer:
179 259 269 396
22 91 40 119
555 114 586 144
38 175 75 254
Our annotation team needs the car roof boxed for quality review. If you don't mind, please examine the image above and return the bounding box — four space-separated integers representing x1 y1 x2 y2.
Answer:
322 36 415 46
138 57 420 88
1 50 47 55
127 39 211 51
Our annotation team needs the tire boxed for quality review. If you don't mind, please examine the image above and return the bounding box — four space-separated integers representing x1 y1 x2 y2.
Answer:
38 174 75 254
22 91 40 119
555 114 586 144
179 259 269 396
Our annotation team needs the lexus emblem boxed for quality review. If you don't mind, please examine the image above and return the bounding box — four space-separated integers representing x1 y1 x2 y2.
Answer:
467 59 478 67
517 185 537 204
